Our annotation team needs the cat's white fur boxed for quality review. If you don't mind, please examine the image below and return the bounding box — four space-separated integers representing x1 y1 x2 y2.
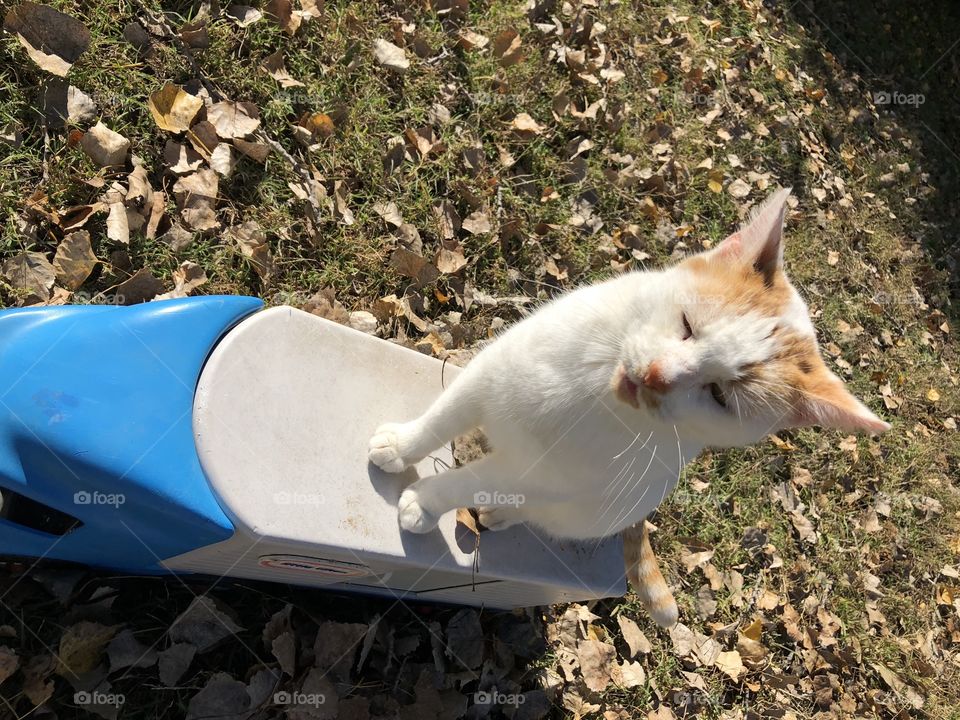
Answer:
369 189 888 540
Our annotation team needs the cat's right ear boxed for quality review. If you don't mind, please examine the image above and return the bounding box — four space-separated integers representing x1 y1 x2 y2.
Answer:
712 188 792 282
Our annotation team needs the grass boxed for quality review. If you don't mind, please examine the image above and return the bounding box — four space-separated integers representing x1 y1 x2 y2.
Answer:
1 0 959 717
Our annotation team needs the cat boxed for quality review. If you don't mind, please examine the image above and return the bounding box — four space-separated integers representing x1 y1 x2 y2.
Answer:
368 188 889 626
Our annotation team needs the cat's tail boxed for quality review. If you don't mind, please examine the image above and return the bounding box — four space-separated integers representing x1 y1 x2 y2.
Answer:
623 520 678 628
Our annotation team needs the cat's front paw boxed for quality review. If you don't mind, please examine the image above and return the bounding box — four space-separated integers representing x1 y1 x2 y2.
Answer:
397 488 439 533
368 422 420 473
476 507 522 532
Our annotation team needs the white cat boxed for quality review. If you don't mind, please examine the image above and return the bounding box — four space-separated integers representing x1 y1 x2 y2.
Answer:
369 189 888 623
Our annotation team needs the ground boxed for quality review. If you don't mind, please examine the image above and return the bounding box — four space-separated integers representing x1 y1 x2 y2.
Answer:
0 0 959 718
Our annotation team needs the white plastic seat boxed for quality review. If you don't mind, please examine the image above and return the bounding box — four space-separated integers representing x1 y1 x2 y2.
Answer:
162 306 625 608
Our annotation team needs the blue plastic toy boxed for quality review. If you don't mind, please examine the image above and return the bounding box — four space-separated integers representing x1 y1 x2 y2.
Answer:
0 297 624 607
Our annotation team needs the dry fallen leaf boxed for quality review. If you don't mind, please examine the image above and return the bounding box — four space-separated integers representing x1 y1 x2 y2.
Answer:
493 28 523 66
577 639 616 692
56 621 118 676
0 646 19 684
2 251 55 302
511 112 544 136
155 261 208 300
228 221 276 282
207 101 261 139
616 615 652 657
715 650 746 681
116 267 163 304
226 4 263 27
261 51 304 87
373 38 410 74
53 230 97 290
80 121 130 167
148 83 203 133
168 597 243 653
173 168 219 231
4 2 90 76
728 178 751 198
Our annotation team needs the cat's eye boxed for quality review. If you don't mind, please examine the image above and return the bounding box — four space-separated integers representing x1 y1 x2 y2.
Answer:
681 313 693 340
707 383 727 408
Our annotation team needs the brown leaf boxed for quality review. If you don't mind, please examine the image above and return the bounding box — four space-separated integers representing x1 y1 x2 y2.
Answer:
158 643 196 686
616 616 652 658
233 138 271 163
266 0 300 34
53 230 97 290
207 101 261 140
148 83 203 133
173 168 219 231
226 5 263 27
577 639 616 692
0 646 19 684
106 201 129 244
390 248 438 285
56 621 118 676
3 251 55 302
155 261 207 300
373 38 409 74
271 631 297 676
80 121 130 167
435 247 467 275
228 221 275 281
186 672 251 719
116 267 163 304
493 28 523 66
164 140 204 174
168 597 243 653
461 210 491 234
511 112 544 136
261 50 304 87
4 2 90 76
714 650 745 681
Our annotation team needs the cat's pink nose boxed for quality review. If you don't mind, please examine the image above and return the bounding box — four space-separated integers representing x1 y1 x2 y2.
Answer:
641 362 671 393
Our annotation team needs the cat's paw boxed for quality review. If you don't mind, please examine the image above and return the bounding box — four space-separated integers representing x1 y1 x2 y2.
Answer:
476 507 521 532
368 422 420 473
398 488 439 533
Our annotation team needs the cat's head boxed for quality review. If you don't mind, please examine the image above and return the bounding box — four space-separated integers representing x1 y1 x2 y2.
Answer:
613 188 889 446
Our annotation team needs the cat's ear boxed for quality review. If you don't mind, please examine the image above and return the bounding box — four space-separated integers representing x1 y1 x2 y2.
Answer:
786 369 891 435
714 187 792 281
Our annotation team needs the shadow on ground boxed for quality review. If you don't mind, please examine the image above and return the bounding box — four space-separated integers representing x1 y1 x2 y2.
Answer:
785 0 960 309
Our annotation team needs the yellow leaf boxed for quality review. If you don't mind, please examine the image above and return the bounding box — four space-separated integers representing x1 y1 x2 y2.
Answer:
148 83 203 133
927 388 940 402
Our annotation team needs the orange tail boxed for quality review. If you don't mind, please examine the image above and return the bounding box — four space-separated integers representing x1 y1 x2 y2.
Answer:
623 520 678 628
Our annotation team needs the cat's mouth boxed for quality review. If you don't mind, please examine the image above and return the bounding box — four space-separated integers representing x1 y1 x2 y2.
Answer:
612 366 660 411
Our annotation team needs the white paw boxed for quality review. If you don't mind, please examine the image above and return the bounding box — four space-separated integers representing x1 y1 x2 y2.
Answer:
476 507 521 532
398 488 439 533
368 422 417 473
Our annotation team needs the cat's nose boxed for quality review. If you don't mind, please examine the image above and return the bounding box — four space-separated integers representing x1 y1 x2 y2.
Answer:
640 362 671 393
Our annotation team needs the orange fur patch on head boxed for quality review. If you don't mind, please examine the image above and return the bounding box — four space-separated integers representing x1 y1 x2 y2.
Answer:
682 254 793 319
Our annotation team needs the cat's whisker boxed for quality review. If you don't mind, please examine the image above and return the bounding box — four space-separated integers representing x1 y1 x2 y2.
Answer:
604 447 658 540
601 455 636 501
612 430 653 462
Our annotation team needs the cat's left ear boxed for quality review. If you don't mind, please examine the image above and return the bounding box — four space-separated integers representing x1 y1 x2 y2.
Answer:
714 187 792 281
785 368 891 435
